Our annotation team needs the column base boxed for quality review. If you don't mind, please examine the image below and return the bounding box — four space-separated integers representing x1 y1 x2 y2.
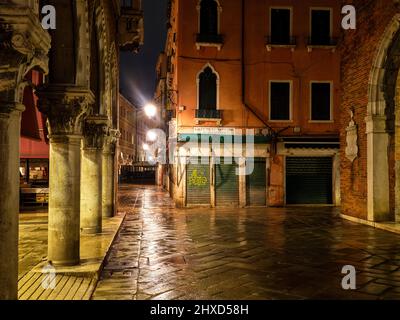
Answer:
50 259 80 267
81 226 102 235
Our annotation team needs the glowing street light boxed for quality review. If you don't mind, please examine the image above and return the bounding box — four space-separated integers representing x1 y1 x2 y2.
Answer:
144 103 157 118
147 130 157 142
143 143 150 151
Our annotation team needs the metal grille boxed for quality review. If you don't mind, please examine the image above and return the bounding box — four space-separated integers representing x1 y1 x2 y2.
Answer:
286 157 333 205
215 158 239 206
246 158 267 206
187 158 211 205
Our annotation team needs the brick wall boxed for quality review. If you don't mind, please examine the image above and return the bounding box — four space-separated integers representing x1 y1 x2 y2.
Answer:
340 0 398 219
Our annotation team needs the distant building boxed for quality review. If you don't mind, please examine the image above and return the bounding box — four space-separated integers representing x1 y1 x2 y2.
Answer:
118 94 137 169
162 0 341 208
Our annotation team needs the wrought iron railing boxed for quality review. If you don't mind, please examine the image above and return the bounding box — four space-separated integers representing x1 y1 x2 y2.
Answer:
196 33 224 44
195 109 222 119
307 37 338 46
265 36 297 46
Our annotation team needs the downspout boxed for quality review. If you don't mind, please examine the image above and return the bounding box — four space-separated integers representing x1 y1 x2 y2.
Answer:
241 0 291 155
241 0 274 134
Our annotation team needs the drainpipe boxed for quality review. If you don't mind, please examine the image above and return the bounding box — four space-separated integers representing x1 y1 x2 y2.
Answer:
241 0 291 156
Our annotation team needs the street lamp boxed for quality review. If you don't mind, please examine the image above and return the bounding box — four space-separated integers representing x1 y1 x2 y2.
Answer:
144 103 157 118
147 130 157 142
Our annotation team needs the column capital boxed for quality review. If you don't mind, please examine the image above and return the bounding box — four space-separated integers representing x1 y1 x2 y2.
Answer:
82 115 109 150
37 86 95 136
365 114 388 134
0 6 51 103
0 102 25 116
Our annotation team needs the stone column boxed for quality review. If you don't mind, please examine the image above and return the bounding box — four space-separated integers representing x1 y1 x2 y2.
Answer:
81 116 108 234
0 2 51 299
102 129 118 218
38 87 93 266
366 115 391 222
0 103 25 300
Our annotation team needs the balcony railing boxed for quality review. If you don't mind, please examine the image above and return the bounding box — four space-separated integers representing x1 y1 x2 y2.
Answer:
266 36 297 51
196 33 223 45
196 109 222 119
307 37 338 47
265 36 297 46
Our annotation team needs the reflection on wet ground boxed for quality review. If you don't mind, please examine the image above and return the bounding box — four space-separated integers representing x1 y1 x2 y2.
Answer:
92 184 400 300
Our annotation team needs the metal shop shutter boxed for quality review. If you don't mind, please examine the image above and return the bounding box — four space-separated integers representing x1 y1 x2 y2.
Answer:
286 157 333 205
246 158 267 206
215 158 239 206
187 158 211 205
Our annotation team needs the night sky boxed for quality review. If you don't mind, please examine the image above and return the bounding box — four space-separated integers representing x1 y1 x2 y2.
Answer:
119 0 168 107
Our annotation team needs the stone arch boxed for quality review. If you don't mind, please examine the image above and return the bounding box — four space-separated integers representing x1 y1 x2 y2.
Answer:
109 42 119 128
196 63 220 110
196 0 222 35
88 0 110 115
367 14 400 222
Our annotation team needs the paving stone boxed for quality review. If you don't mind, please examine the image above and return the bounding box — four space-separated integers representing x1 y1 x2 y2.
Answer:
91 184 400 300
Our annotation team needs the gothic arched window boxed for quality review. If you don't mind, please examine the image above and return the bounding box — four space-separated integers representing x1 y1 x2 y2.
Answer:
198 66 217 110
200 0 218 36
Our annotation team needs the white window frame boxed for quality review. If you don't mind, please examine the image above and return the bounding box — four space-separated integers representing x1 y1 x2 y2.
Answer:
268 80 293 122
196 63 220 110
196 0 222 35
309 7 333 41
269 6 293 41
196 0 223 50
309 81 334 123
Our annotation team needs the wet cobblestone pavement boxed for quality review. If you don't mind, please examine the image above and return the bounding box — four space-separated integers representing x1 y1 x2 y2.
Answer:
92 185 400 300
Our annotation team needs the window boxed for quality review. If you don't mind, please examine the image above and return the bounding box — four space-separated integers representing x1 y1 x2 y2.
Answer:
270 8 291 45
310 9 331 45
196 0 223 47
200 0 218 36
311 82 332 121
198 66 217 110
121 0 133 8
269 81 291 121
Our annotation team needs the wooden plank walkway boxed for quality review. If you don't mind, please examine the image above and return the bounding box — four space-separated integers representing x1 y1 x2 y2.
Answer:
18 272 97 300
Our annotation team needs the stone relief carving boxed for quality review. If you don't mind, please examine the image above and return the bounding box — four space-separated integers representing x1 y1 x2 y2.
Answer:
103 128 121 154
345 109 359 163
83 116 109 149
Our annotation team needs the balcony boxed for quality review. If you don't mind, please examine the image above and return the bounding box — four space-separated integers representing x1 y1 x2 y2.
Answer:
265 36 297 51
307 37 338 52
195 109 222 125
195 33 224 51
119 0 144 52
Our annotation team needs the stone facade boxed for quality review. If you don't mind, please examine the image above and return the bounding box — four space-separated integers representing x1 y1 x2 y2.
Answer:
0 0 143 299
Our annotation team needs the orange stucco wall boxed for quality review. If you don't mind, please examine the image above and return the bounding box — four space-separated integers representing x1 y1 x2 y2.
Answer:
174 0 341 137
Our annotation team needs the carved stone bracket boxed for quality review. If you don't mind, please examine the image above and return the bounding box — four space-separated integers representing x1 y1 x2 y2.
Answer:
0 5 51 103
103 128 121 155
345 110 359 163
37 86 95 136
83 116 109 149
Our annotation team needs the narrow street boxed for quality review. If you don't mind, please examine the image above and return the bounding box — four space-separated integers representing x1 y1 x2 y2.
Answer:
92 185 400 300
